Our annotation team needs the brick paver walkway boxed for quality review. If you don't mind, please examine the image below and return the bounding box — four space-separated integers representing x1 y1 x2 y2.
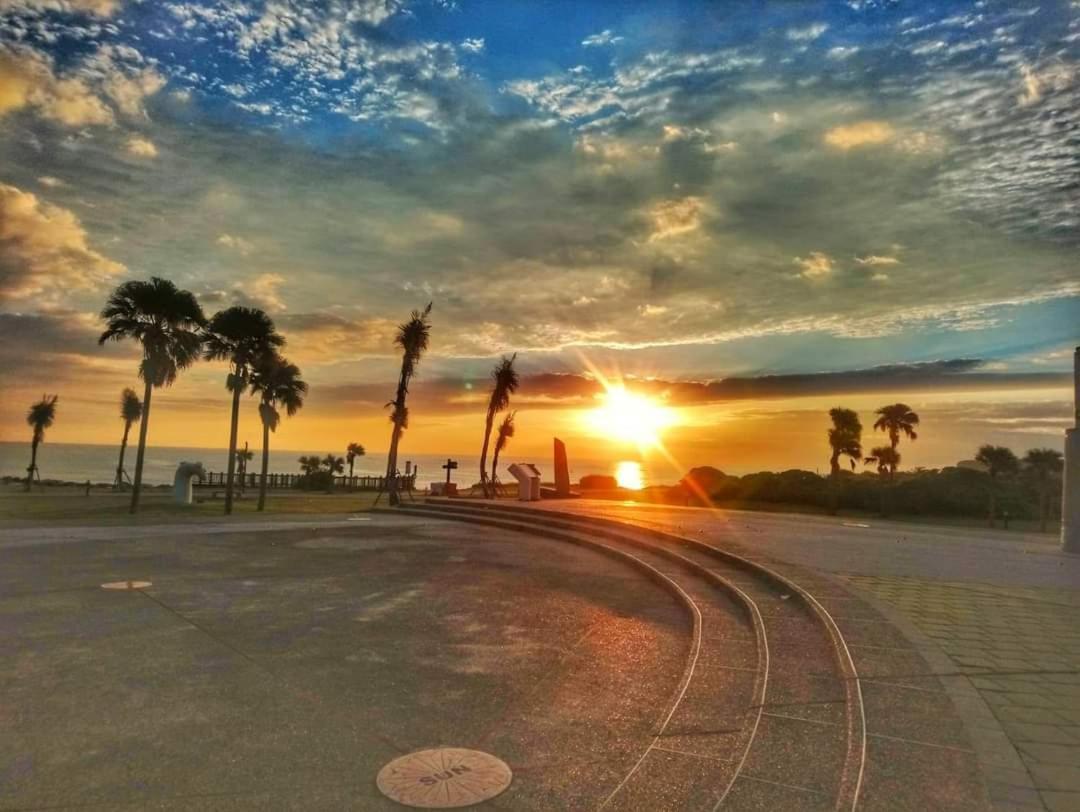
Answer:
848 576 1080 812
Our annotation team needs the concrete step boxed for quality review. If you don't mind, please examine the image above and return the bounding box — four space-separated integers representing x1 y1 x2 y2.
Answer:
392 501 864 810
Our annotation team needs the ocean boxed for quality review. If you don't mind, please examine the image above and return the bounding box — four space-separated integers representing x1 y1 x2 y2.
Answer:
0 442 678 488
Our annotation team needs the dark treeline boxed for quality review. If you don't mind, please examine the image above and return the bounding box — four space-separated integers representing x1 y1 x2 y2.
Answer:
683 464 1062 529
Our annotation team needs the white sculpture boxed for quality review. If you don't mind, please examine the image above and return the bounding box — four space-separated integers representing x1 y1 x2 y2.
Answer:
507 463 541 502
173 461 206 505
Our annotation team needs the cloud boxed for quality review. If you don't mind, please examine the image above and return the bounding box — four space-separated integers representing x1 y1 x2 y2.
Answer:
854 254 901 266
794 252 834 279
238 273 287 313
460 38 485 54
126 136 158 158
0 47 113 126
648 197 705 241
1017 62 1073 107
786 23 828 42
0 0 118 14
37 176 65 188
216 233 254 256
823 120 895 150
582 29 624 47
0 182 125 304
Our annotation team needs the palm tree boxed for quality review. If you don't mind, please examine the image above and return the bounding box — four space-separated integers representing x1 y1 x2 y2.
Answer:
323 454 345 491
114 388 142 489
490 411 516 495
873 403 919 463
864 444 900 517
1023 448 1064 532
204 307 285 515
250 355 307 511
975 445 1020 528
479 354 519 498
865 445 901 478
299 455 322 475
346 442 366 481
99 277 207 513
385 303 432 506
827 407 862 476
25 394 58 491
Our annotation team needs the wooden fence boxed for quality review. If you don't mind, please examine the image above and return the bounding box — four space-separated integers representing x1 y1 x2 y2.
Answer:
196 472 417 492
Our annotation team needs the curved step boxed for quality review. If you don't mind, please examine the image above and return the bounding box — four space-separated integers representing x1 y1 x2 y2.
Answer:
393 501 865 810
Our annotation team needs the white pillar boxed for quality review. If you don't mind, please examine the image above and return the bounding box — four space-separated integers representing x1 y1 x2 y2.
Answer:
1063 348 1080 554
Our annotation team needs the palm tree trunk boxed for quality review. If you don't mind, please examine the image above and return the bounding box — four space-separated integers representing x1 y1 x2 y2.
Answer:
130 380 152 514
258 419 270 512
829 450 841 478
26 438 39 491
386 374 408 507
491 447 502 498
224 381 242 515
479 409 495 498
115 421 131 489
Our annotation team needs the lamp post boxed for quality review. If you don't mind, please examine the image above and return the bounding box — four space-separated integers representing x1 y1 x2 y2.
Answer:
1063 346 1080 554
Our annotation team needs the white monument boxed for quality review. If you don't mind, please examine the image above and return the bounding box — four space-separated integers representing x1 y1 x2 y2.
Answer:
1063 347 1080 554
173 461 206 505
507 463 541 502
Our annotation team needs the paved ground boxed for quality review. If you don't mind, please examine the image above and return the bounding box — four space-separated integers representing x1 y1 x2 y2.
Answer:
516 500 1080 811
1 515 690 809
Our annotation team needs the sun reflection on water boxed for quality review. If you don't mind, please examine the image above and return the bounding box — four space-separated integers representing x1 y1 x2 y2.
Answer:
615 460 645 490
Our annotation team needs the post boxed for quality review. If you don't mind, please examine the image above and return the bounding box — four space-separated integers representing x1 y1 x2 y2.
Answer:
1063 347 1080 553
553 438 570 498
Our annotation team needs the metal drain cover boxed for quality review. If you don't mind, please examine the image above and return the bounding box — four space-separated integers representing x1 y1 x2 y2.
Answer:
376 747 512 808
101 580 152 590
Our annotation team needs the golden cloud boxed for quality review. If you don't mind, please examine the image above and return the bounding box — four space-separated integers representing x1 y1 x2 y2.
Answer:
0 182 126 303
648 196 705 241
794 251 834 279
0 1 119 14
126 136 158 157
0 48 112 126
823 120 895 150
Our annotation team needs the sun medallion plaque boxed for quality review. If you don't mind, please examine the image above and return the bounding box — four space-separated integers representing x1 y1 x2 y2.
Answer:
376 747 512 808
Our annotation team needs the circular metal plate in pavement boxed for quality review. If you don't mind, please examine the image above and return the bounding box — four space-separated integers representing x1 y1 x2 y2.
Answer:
100 580 152 590
376 747 512 808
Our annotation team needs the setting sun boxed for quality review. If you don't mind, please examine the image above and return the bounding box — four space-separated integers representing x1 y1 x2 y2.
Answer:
614 461 645 490
584 386 676 447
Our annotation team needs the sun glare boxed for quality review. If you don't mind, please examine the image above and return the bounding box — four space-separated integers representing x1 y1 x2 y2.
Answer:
584 386 675 447
615 461 645 490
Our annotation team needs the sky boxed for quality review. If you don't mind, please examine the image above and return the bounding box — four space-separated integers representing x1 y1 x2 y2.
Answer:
0 0 1077 480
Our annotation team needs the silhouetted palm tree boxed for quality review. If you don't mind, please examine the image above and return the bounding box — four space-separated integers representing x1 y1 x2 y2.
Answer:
204 307 284 515
385 303 432 506
323 454 345 491
976 444 1020 528
480 354 519 498
873 403 919 464
299 455 322 475
251 355 307 511
1024 448 1064 532
865 445 901 478
99 277 207 513
490 411 516 495
114 388 142 489
25 394 58 491
346 442 366 481
827 407 862 476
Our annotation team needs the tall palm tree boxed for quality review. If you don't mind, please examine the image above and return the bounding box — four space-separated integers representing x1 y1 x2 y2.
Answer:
204 307 285 515
250 355 307 511
323 454 345 491
385 303 432 506
490 411 516 495
1023 448 1064 532
346 442 366 480
114 388 142 489
25 394 58 491
99 277 207 513
479 354 519 498
873 403 919 463
975 445 1020 528
827 407 862 476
